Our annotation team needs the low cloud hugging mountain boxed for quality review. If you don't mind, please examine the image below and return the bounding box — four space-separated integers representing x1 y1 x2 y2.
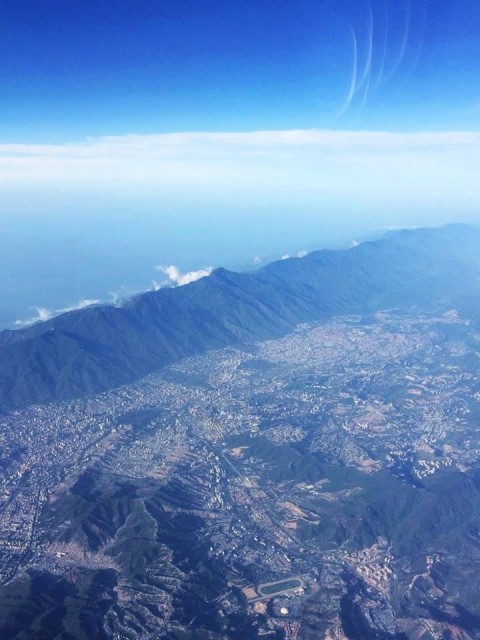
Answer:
15 299 100 327
155 265 212 287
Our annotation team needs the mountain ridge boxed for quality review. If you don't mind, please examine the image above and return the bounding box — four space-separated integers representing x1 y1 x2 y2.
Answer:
1 223 479 413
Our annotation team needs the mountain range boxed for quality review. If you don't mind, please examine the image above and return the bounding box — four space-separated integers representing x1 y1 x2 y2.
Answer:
1 223 479 413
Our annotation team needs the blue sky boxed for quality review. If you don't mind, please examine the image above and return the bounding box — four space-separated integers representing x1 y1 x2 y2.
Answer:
1 0 479 139
0 0 479 327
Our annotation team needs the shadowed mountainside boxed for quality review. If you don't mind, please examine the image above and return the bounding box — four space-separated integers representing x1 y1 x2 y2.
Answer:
1 224 479 412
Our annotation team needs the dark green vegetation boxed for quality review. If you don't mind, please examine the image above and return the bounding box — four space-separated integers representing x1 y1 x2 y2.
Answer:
0 569 117 640
5 450 480 638
1 224 480 412
231 432 480 565
0 469 257 640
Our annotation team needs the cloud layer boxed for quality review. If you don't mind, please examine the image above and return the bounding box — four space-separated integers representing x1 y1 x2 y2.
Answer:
1 129 478 227
1 129 479 190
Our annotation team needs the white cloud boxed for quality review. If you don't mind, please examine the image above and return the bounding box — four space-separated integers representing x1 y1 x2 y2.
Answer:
61 298 100 313
15 306 53 327
151 279 163 291
281 250 307 261
0 130 479 192
15 299 100 327
156 265 212 286
34 306 53 321
253 255 262 266
2 129 479 233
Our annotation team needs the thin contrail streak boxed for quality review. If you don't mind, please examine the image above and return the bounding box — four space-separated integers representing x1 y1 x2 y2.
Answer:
385 0 412 81
356 1 374 94
357 1 374 110
336 26 358 118
373 0 389 90
408 0 428 78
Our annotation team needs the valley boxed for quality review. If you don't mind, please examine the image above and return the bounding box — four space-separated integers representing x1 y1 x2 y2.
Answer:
1 308 480 638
